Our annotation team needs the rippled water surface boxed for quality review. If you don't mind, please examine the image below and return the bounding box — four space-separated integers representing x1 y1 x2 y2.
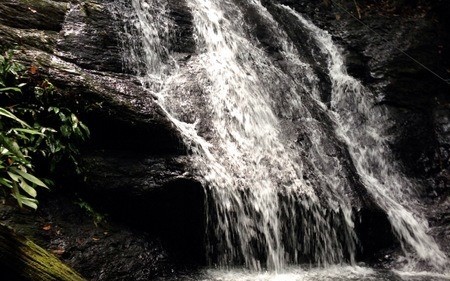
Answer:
159 267 450 281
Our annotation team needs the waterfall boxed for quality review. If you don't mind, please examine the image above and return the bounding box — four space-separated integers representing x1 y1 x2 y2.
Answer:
113 0 448 272
280 5 448 270
182 0 363 270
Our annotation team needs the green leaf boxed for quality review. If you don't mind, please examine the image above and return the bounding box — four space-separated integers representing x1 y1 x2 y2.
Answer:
10 129 31 141
71 113 78 125
0 134 27 162
11 181 22 208
20 197 38 209
60 125 71 137
19 178 37 197
0 107 30 128
13 128 45 136
7 171 21 182
13 194 38 210
0 87 21 93
80 122 90 136
41 127 57 134
43 178 54 186
48 107 60 114
0 178 13 188
10 167 48 189
58 112 67 122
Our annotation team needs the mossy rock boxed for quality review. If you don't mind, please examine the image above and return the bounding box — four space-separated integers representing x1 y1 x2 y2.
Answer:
0 224 85 281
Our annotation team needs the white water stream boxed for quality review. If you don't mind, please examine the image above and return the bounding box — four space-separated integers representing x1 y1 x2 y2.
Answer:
114 0 449 275
278 5 448 270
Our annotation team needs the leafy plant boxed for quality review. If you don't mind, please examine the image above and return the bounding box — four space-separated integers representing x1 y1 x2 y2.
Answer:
0 52 24 92
75 198 106 227
0 108 48 209
20 79 90 174
0 52 89 209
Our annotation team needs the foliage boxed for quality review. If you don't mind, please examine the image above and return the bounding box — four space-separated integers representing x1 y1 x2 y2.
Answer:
0 108 47 209
75 198 106 227
0 52 89 209
17 80 90 174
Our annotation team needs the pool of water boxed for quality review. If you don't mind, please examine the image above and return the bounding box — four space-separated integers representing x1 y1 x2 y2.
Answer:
160 266 450 281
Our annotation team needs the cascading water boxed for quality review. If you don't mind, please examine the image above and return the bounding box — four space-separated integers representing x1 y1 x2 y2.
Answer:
111 0 449 276
118 0 360 270
181 0 363 269
278 5 449 271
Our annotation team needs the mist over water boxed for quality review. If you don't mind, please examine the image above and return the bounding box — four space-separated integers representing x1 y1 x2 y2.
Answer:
112 0 449 276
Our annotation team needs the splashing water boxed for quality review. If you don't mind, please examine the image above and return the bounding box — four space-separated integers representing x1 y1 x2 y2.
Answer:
279 5 448 270
176 0 359 269
112 0 448 273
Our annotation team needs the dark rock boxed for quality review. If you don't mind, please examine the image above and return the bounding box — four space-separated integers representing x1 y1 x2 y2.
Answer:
167 1 196 54
344 47 372 83
270 0 450 263
81 151 189 195
263 3 333 103
80 151 206 264
0 0 69 32
0 195 176 281
12 48 185 154
56 1 124 72
235 0 283 55
0 0 204 278
1 0 448 274
0 25 58 53
354 207 400 263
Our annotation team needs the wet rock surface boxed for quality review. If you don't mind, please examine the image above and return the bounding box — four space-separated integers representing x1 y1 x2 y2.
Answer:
0 195 177 281
0 0 204 279
272 0 450 262
0 0 69 32
56 1 123 73
81 151 206 264
0 0 449 278
275 0 450 186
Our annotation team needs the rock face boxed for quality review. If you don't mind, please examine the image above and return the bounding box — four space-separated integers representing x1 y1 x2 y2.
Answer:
282 0 450 186
0 0 449 278
0 0 206 278
272 0 450 259
0 195 176 281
